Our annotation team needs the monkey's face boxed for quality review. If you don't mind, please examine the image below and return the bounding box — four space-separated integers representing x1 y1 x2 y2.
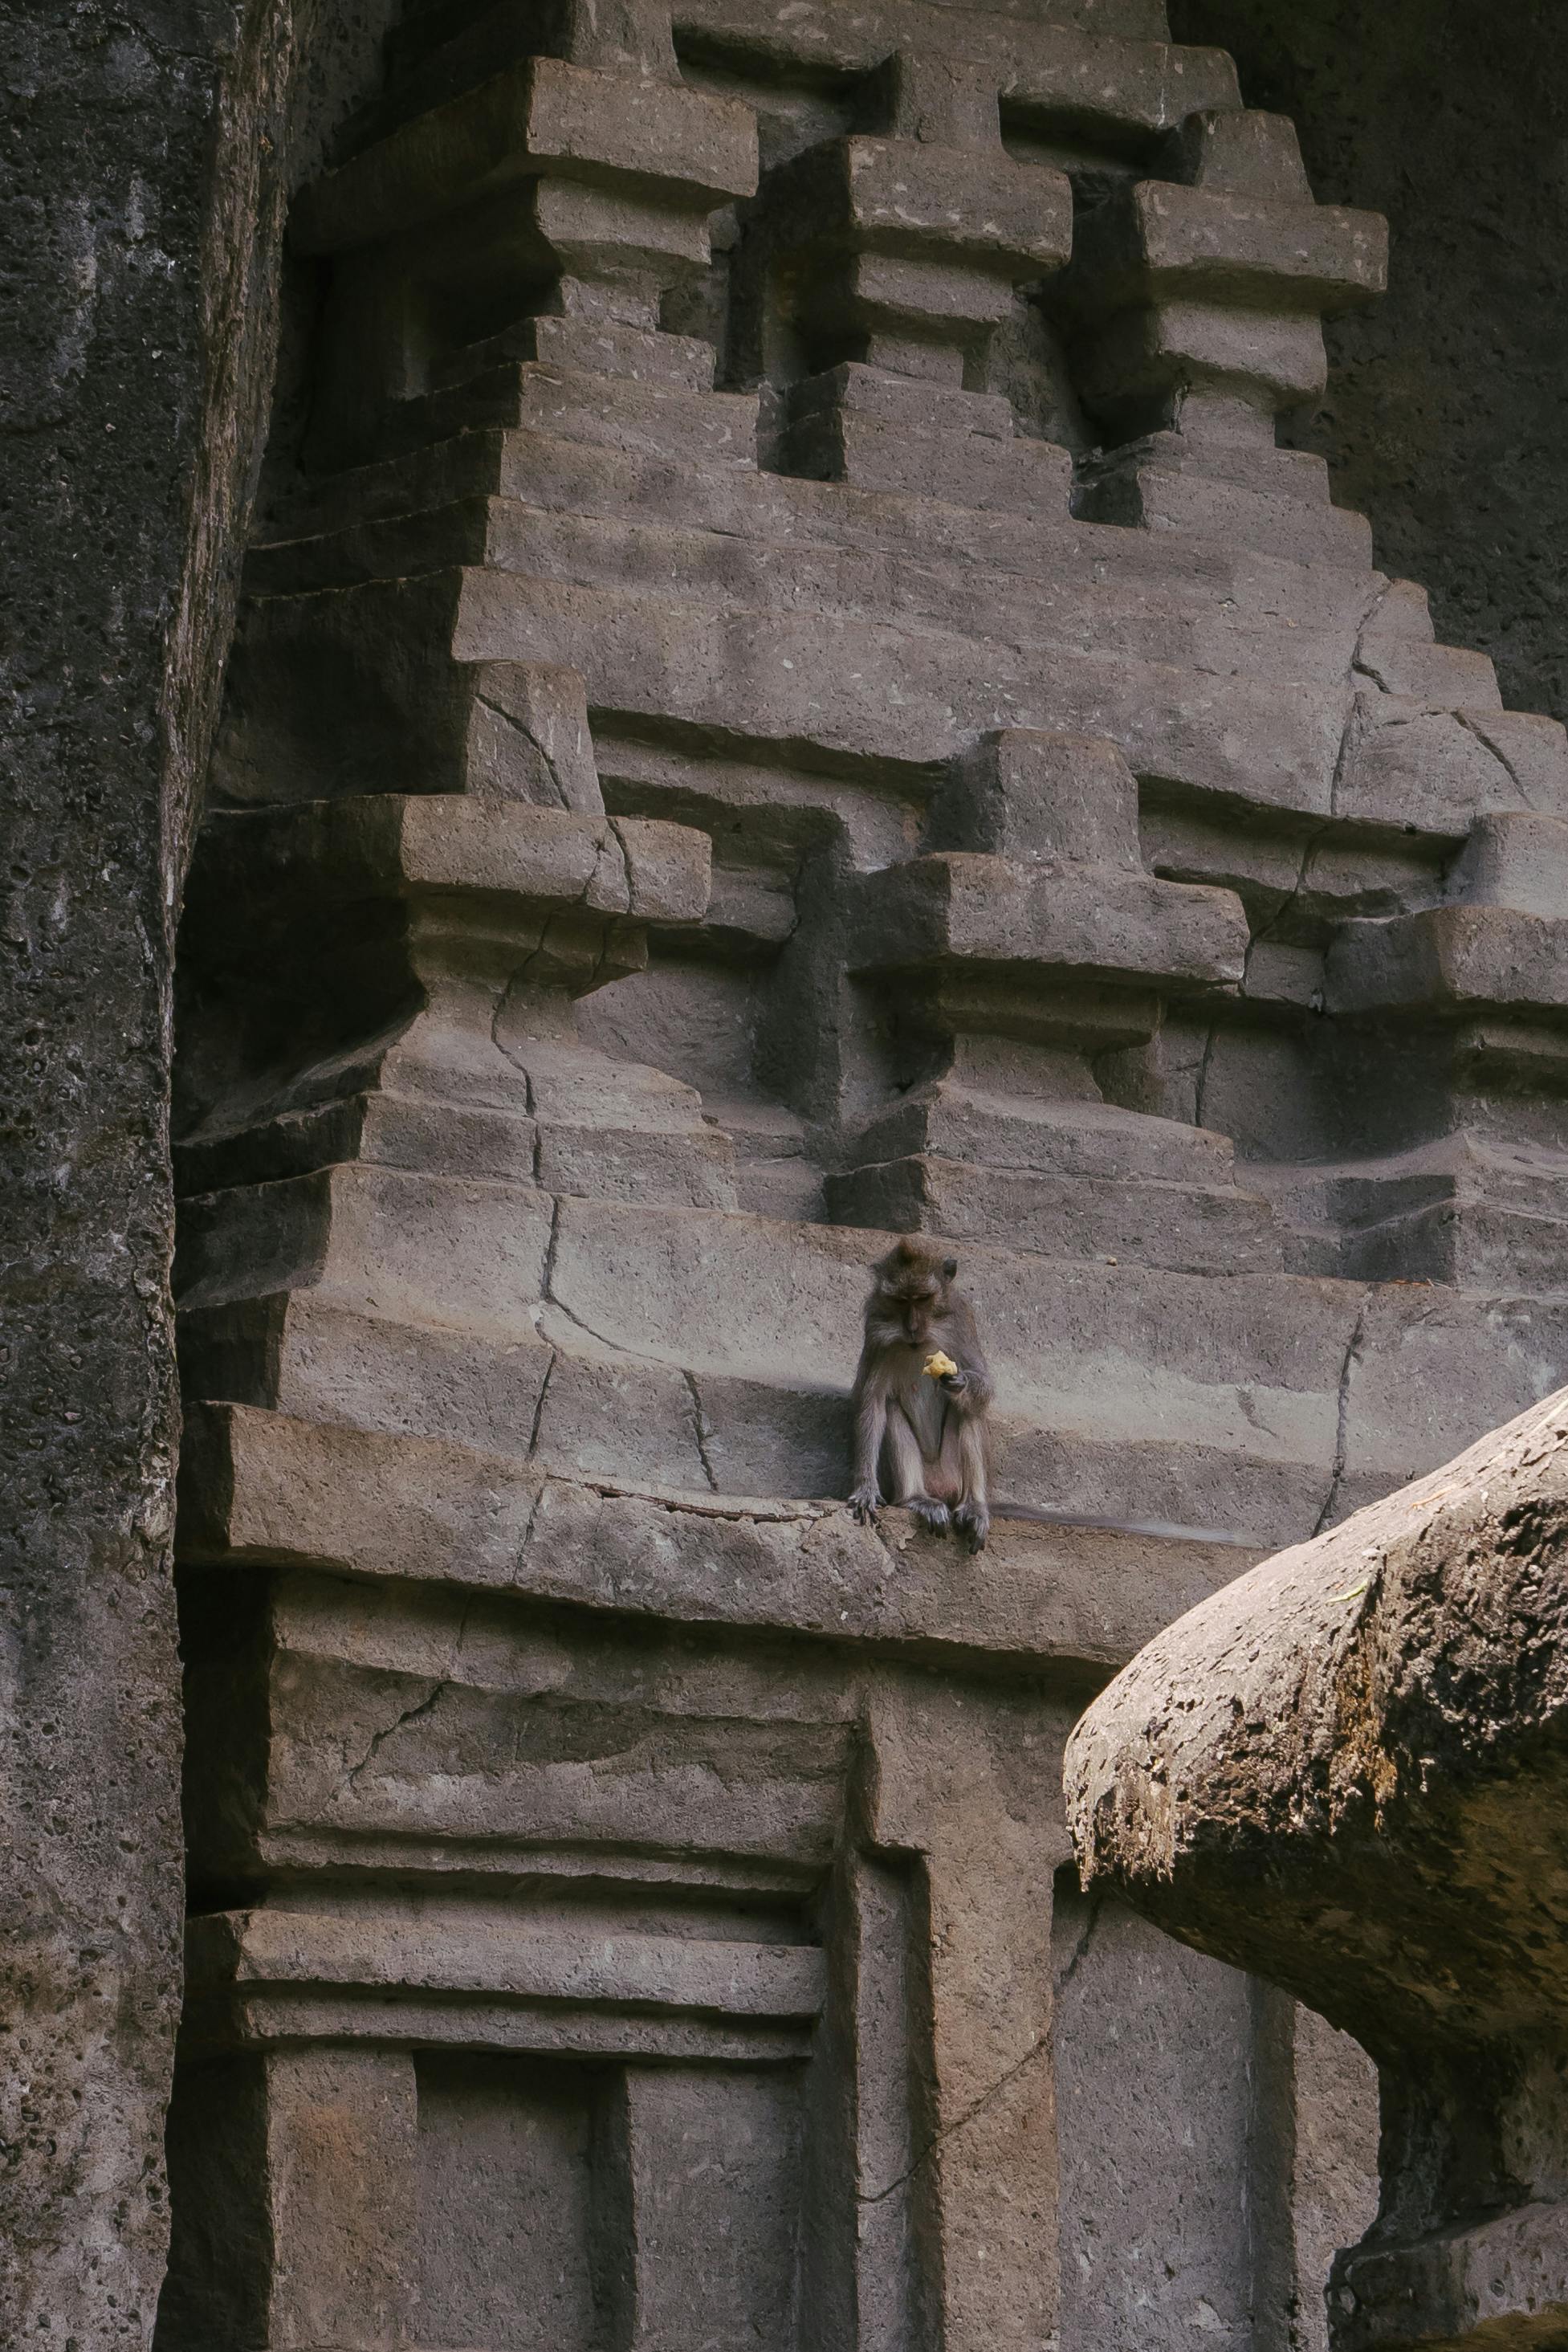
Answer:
882 1276 943 1350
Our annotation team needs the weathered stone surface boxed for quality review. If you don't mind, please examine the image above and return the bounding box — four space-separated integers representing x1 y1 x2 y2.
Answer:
179 1400 1255 1671
295 57 760 253
1065 1384 1568 2350
22 0 1568 2339
0 0 288 2333
1172 0 1568 728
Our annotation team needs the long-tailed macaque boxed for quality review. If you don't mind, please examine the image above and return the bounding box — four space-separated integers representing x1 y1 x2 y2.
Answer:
848 1236 993 1549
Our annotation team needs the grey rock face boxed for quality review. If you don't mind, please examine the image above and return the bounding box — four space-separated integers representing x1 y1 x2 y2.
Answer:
161 0 1568 2330
14 0 1568 2341
1171 0 1568 731
1066 1383 1568 2350
0 0 272 2336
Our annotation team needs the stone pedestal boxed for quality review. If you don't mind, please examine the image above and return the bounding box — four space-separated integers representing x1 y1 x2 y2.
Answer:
1065 107 1386 562
829 727 1281 1274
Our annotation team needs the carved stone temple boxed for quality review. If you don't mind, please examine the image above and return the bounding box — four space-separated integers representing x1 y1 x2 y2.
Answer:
9 1 1568 2347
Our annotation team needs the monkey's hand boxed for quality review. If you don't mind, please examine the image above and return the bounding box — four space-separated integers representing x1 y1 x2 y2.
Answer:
938 1367 969 1400
849 1482 883 1525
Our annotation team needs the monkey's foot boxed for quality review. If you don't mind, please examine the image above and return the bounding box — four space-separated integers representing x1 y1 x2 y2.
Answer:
849 1484 883 1525
908 1497 951 1535
954 1502 990 1553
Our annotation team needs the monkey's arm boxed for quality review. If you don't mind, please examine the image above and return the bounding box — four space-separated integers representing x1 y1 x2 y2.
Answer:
848 1368 888 1522
939 1302 995 1416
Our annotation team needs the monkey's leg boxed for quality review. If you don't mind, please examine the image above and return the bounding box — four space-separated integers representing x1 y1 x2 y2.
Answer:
952 1417 992 1552
931 1415 964 1506
886 1407 951 1534
848 1390 886 1522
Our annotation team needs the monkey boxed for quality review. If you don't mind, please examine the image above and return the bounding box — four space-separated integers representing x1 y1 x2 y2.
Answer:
848 1235 994 1550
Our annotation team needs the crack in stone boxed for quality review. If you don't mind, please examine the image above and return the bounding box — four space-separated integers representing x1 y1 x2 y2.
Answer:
1240 819 1334 997
344 1679 450 1790
682 1369 720 1491
1313 1291 1371 1538
475 693 575 810
1456 707 1539 811
1328 582 1392 821
540 1192 565 1304
1050 1884 1105 2000
527 1347 557 1457
1193 1019 1220 1131
857 2028 1053 2206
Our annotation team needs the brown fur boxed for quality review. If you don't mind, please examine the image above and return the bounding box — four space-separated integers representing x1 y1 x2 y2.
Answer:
847 1236 994 1550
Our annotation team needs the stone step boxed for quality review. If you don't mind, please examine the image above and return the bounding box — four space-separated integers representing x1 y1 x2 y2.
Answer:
427 312 717 394
295 55 757 256
666 0 1237 133
260 423 1388 644
189 1906 828 2024
1338 1198 1568 1294
175 1089 542 1195
789 362 1016 443
1263 1137 1568 1294
700 1096 821 1224
219 560 1358 820
826 1155 1284 1276
1327 901 1568 1017
1354 637 1501 708
1337 694 1568 834
242 494 1365 692
1078 447 1374 570
844 1087 1240 1189
1071 177 1387 314
847 846 1247 988
230 558 1556 841
1116 422 1334 503
179 1084 741 1209
166 1278 1409 1553
173 1181 1568 1548
178 1398 1259 1674
448 562 1346 811
175 1164 560 1335
358 0 730 172
784 408 1073 519
376 361 758 470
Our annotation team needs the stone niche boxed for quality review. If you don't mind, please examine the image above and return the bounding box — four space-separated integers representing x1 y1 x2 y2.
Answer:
161 0 1568 2338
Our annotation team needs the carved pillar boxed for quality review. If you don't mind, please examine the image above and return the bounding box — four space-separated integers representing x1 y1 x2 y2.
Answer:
738 49 1073 507
828 727 1278 1274
292 2 759 466
1314 809 1568 1286
1065 108 1387 560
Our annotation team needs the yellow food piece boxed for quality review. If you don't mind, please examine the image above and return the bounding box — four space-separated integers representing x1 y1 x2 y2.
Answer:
923 1351 959 1379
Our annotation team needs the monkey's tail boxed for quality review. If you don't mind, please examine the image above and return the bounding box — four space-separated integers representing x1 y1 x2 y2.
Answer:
992 1500 1255 1549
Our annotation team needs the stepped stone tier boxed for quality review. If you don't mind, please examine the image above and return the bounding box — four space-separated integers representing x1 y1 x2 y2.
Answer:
161 0 1568 2344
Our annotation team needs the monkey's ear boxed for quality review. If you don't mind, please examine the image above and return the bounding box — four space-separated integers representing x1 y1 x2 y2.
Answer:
943 1255 959 1280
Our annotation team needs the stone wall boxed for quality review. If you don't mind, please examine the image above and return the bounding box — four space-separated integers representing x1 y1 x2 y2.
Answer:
7 0 1568 2344
1170 0 1568 725
157 0 1568 2341
2 1 247 2337
0 0 394 2338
